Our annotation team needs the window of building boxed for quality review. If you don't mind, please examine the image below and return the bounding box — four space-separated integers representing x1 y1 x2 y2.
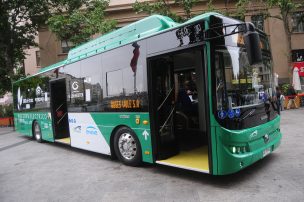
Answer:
251 15 264 31
292 11 304 33
61 40 74 53
292 49 304 62
35 51 41 67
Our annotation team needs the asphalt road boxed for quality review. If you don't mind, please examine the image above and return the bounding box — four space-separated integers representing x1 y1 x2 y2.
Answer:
1 108 304 202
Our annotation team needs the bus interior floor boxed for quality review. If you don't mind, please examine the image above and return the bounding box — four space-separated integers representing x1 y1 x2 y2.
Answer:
156 146 209 173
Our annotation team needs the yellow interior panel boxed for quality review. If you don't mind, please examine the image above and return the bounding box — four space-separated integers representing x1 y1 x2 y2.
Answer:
55 137 71 145
157 146 209 172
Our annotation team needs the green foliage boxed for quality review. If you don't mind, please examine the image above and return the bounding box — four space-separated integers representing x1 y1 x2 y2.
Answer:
0 0 48 96
0 104 13 118
133 0 198 23
206 0 216 12
281 83 291 95
176 0 199 19
233 0 303 22
133 0 180 22
261 0 302 64
263 0 303 25
235 0 249 20
267 0 301 12
0 0 116 96
47 0 116 46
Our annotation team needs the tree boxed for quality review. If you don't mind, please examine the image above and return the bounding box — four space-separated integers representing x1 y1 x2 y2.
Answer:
234 0 303 65
47 0 116 46
266 0 303 65
133 0 199 23
0 0 48 95
206 0 217 12
0 0 115 96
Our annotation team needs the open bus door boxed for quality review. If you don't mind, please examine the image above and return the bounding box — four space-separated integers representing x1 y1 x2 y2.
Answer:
149 49 210 173
148 57 179 160
50 78 70 144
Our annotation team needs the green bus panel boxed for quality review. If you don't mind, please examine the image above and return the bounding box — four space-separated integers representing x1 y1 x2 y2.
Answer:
14 111 153 163
14 112 54 142
90 112 153 163
215 116 282 175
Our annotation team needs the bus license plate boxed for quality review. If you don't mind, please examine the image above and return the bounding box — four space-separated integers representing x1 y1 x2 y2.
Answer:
263 148 271 157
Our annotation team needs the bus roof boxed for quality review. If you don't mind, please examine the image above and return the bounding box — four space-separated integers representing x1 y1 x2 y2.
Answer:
28 12 221 81
38 59 66 74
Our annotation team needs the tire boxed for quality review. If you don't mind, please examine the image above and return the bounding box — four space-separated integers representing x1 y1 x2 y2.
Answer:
33 121 43 143
113 127 142 166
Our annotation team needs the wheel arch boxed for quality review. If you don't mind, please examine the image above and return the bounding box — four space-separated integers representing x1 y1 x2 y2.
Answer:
110 124 142 162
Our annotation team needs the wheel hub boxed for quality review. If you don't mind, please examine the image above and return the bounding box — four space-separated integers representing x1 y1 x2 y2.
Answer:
34 124 41 140
118 133 137 160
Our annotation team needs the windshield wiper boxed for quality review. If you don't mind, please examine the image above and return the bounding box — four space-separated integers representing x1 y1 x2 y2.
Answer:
241 108 256 121
235 107 256 122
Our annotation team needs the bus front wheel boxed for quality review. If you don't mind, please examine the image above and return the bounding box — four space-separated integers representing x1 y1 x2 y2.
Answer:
113 127 142 166
33 121 43 143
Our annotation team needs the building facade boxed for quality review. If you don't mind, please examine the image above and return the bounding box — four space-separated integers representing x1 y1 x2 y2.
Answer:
24 0 304 85
23 36 40 75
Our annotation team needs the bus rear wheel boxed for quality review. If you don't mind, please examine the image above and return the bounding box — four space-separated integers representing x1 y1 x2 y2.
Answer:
33 121 43 143
113 127 142 166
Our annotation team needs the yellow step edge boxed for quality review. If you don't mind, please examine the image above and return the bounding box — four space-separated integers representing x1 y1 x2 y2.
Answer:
156 146 209 173
55 137 71 145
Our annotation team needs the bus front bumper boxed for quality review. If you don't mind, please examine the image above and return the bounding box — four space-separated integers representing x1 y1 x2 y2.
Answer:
215 117 282 175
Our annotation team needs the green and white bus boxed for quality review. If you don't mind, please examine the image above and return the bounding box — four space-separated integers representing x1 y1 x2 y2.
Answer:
13 12 282 175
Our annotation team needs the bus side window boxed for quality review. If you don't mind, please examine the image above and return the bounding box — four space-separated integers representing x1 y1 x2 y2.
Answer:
80 55 103 112
106 70 124 96
63 62 85 112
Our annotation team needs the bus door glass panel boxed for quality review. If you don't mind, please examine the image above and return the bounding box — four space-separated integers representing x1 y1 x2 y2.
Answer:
173 50 206 147
175 70 199 130
149 57 178 159
62 62 85 112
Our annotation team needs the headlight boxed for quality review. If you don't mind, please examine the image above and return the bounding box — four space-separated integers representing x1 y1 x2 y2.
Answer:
229 145 249 154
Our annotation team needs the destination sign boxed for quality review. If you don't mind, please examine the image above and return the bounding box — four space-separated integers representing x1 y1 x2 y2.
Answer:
110 99 141 109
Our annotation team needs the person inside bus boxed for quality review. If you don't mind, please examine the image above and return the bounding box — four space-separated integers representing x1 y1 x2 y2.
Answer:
177 80 198 117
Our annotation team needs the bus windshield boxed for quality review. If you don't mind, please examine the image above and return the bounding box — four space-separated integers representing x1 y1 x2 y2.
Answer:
215 45 274 110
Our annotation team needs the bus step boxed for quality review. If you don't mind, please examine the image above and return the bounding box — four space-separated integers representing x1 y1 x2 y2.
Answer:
55 137 71 145
156 146 209 173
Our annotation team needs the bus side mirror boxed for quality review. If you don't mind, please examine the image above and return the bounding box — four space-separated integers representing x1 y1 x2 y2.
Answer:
243 24 262 65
